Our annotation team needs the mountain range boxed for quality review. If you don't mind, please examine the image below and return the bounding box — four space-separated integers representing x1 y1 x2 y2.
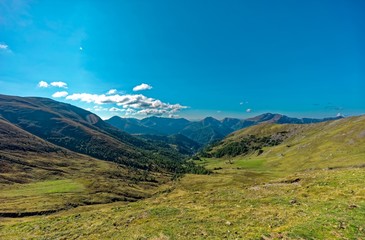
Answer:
0 94 199 171
106 113 343 145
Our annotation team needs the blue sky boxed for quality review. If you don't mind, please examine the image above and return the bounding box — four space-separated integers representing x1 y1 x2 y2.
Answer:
1 0 364 120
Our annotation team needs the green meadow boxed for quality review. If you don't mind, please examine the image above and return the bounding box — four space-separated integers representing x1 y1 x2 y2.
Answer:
1 155 364 239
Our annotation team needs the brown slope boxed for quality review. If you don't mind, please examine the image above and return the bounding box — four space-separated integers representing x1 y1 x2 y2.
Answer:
0 117 69 184
0 117 171 214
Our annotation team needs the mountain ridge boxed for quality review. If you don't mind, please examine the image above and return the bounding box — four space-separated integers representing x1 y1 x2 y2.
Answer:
106 113 343 145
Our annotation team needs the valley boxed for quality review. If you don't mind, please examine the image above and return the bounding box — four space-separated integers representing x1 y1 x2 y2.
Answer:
0 97 364 239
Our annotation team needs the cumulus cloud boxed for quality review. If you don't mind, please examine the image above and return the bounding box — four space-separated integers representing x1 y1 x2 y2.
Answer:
107 89 117 95
133 83 152 91
66 93 187 117
38 81 67 88
52 91 68 98
137 109 169 116
50 81 68 88
0 43 9 50
38 81 49 88
246 108 252 113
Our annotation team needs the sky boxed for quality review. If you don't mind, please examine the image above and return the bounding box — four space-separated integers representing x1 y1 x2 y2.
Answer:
0 0 364 120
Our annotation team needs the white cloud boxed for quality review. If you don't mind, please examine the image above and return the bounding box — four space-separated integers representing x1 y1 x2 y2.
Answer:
107 89 117 95
246 108 252 113
38 81 49 88
38 81 68 88
133 83 152 91
66 92 187 117
137 109 168 116
52 91 69 98
336 113 344 117
50 81 68 88
79 47 83 51
0 43 9 50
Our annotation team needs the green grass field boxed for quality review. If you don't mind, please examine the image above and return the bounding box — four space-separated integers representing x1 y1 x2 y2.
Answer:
0 179 86 214
1 180 84 198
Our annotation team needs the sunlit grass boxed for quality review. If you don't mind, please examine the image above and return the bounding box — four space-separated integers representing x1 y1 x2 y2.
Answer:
1 179 84 198
1 156 364 239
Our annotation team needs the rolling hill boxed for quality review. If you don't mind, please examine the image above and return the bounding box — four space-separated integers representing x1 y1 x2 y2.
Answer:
0 116 66 184
203 115 365 171
0 116 172 216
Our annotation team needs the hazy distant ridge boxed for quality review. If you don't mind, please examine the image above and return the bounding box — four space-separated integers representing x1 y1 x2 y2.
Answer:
107 113 343 145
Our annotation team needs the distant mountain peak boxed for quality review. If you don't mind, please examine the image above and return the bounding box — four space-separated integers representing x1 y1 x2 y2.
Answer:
201 116 220 124
246 113 283 122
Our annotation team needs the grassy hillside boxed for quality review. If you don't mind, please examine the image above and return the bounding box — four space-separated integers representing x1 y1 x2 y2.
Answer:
0 118 172 216
205 115 365 171
0 115 364 239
